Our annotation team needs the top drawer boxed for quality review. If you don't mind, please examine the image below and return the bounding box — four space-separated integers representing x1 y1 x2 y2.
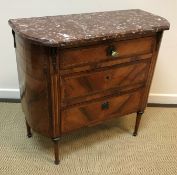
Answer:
60 36 155 69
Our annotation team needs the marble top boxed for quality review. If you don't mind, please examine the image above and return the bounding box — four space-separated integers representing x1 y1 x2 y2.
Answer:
8 9 170 47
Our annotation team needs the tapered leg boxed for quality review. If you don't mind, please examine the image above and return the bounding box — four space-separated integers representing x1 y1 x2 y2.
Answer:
133 111 144 136
52 138 60 165
25 120 32 138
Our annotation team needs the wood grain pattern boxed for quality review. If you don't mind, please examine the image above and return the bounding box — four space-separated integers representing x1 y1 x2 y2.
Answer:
140 32 163 111
61 61 150 101
15 35 53 137
14 34 159 138
60 53 153 75
61 89 143 133
60 37 154 69
10 8 169 165
13 32 165 164
62 83 145 107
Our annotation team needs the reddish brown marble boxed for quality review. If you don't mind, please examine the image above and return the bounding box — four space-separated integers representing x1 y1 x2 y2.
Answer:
9 9 169 48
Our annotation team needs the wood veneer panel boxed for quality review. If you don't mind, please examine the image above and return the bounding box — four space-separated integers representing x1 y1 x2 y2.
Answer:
15 35 53 137
60 37 154 69
61 89 143 133
61 61 150 100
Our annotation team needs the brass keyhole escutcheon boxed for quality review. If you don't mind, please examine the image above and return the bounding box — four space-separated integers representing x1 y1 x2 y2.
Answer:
107 45 119 58
101 102 109 110
111 50 119 57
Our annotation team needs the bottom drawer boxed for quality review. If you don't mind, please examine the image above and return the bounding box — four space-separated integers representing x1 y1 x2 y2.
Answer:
61 89 143 133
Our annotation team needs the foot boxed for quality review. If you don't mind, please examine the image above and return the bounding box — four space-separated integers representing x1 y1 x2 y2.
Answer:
133 132 137 136
54 160 60 165
27 133 32 138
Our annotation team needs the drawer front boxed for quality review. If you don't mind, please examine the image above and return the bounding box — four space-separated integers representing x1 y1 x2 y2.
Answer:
60 37 154 69
61 61 150 100
61 90 143 133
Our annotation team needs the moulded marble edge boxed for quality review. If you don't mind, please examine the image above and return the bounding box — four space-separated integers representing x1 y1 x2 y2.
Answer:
8 9 170 48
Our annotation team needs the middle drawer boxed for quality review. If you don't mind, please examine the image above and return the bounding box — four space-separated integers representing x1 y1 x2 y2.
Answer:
61 61 150 103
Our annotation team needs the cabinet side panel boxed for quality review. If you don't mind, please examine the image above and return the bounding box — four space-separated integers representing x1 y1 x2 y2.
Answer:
140 32 163 110
15 35 52 137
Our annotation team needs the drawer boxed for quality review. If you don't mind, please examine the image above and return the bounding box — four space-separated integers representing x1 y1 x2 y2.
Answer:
61 61 150 101
61 89 143 133
60 36 154 69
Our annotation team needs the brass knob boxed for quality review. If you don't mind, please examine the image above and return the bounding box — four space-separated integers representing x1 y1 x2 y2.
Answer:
111 50 119 57
106 46 119 57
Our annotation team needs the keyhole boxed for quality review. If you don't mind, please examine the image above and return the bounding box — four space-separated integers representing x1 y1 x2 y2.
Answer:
101 102 109 110
106 76 110 80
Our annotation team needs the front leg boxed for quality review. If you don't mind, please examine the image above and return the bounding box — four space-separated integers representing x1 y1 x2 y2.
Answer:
133 111 144 136
52 138 60 165
25 120 32 138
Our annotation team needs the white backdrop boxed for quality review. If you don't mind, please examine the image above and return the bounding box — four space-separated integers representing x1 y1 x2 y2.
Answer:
0 0 176 103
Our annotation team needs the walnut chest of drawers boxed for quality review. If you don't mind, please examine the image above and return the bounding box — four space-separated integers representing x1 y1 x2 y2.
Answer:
9 9 170 164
